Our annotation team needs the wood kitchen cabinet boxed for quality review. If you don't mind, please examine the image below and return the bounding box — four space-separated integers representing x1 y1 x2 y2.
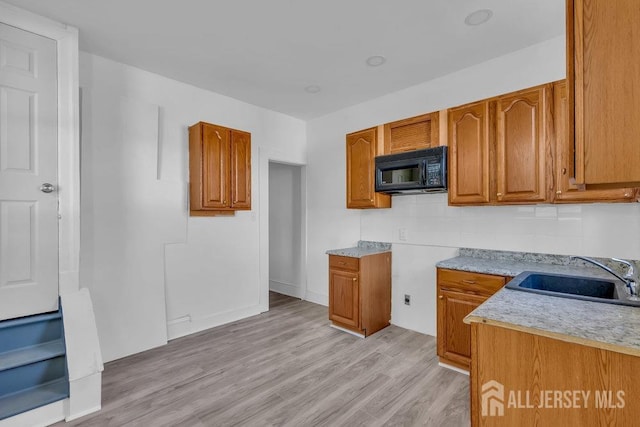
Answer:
552 80 636 203
189 121 251 216
495 85 553 203
329 253 391 336
437 268 508 370
346 127 391 209
383 112 440 154
568 0 640 189
449 84 554 206
448 100 492 205
470 323 640 426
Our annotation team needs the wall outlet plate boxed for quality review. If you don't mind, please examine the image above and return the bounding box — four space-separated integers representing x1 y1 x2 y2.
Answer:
404 294 411 305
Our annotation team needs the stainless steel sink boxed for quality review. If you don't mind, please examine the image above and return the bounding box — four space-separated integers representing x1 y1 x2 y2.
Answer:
505 271 640 306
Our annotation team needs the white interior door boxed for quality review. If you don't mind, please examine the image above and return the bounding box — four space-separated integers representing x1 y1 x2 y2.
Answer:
0 22 58 320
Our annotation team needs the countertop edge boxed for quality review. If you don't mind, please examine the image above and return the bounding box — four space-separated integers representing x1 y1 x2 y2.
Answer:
465 315 640 358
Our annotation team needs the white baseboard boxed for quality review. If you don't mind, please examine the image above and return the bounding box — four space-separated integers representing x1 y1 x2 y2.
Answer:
0 400 65 427
438 362 470 376
304 290 328 306
167 305 263 340
269 280 302 298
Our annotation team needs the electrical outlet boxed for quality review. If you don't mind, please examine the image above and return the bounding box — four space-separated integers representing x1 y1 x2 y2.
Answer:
404 294 411 305
399 227 407 241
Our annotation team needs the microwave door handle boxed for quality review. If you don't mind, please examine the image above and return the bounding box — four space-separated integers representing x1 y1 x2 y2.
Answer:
421 160 427 185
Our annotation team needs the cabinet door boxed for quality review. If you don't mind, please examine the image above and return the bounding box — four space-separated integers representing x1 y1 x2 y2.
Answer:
329 268 359 329
496 85 551 203
448 101 491 205
230 130 251 209
570 0 640 188
346 128 377 208
553 80 636 203
383 112 439 154
201 123 231 209
437 288 485 368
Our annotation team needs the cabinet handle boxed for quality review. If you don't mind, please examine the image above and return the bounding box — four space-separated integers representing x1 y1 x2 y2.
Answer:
462 279 476 284
562 167 567 175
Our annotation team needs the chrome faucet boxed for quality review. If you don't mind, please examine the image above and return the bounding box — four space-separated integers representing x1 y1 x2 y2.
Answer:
570 256 640 301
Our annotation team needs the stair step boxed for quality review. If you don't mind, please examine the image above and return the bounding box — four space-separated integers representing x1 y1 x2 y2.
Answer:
0 310 63 354
0 340 65 372
0 356 66 397
0 379 69 421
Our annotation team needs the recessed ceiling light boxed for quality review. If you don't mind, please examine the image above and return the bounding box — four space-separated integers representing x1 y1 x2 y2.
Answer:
464 9 493 26
366 55 386 67
305 85 321 94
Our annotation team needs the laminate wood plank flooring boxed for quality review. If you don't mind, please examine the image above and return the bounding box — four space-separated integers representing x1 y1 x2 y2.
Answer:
55 292 469 427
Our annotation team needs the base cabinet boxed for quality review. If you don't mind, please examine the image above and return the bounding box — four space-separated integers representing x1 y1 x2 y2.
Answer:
328 253 391 336
470 323 640 426
437 268 508 370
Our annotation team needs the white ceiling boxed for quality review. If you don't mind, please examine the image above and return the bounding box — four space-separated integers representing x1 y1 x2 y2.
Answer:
5 0 565 119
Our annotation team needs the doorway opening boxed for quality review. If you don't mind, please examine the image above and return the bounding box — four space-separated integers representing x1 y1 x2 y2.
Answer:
268 162 305 307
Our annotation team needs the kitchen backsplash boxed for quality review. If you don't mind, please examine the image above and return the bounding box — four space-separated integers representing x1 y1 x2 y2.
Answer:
360 193 640 260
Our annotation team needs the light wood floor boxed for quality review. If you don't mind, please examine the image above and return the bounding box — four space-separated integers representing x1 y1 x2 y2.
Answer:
56 292 469 426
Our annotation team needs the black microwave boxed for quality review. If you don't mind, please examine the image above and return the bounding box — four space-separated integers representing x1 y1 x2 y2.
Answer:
374 146 447 194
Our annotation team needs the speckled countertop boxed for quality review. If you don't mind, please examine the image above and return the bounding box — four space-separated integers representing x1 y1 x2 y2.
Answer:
326 240 391 258
438 248 640 356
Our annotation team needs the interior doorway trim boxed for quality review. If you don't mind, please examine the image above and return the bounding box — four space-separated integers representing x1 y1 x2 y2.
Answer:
0 1 81 295
258 147 307 312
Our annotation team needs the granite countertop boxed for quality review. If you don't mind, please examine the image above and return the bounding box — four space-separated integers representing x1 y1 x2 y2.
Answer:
439 248 640 357
326 240 391 258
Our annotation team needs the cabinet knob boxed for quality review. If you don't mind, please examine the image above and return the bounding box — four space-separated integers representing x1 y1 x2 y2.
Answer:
556 190 562 195
562 167 567 175
438 295 443 299
624 193 630 197
496 193 503 197
370 199 374 202
352 278 357 282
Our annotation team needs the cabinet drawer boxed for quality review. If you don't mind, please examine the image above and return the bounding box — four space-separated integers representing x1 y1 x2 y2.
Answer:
329 255 359 271
437 268 506 295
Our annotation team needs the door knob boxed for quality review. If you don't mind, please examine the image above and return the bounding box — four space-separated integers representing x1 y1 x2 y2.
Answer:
40 183 55 193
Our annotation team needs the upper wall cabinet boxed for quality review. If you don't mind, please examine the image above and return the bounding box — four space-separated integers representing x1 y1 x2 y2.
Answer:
346 127 391 209
569 0 640 188
553 80 636 203
448 101 492 205
189 121 251 216
383 112 440 154
495 85 552 203
448 83 553 206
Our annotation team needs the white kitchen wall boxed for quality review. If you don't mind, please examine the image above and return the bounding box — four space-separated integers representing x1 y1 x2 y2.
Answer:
306 35 640 336
79 53 306 361
269 162 304 298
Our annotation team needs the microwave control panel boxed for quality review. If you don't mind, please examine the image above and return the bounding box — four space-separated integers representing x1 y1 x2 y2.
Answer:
426 159 444 186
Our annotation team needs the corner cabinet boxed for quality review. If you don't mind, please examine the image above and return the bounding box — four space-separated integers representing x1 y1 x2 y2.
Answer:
569 0 640 188
436 268 508 370
189 121 251 216
329 253 391 336
346 127 391 209
552 80 636 203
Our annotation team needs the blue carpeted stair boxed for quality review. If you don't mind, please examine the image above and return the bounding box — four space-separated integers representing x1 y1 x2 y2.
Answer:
0 306 69 420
